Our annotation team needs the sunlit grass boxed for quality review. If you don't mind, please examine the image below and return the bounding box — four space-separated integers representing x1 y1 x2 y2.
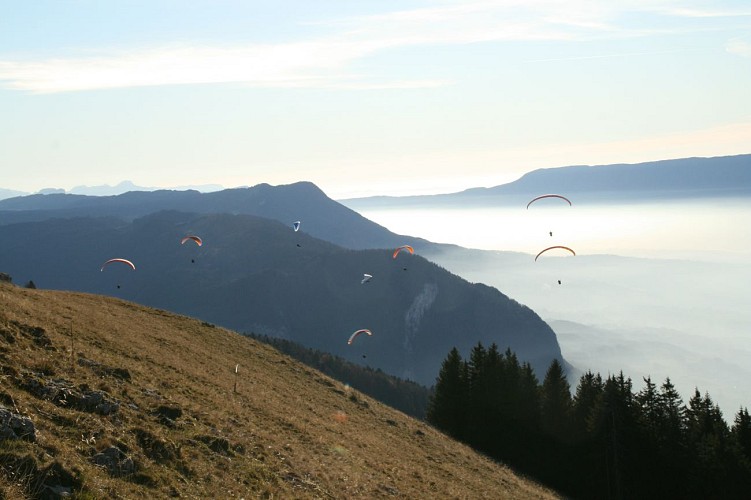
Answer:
0 283 559 498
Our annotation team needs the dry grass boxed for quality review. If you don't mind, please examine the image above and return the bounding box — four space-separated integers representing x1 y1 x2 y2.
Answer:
0 283 559 499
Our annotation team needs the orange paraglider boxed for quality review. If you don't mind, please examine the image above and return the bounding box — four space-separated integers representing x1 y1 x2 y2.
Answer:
392 245 414 259
181 235 203 246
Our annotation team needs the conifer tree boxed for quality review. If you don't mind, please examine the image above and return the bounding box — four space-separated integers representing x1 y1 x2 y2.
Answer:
684 389 733 496
587 372 637 500
572 370 603 441
427 347 467 439
656 378 686 447
636 376 660 432
482 344 506 455
632 376 665 496
539 359 572 441
734 407 751 462
500 349 522 422
517 361 541 431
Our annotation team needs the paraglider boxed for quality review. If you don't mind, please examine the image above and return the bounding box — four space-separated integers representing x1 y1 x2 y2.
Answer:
526 194 572 209
181 235 202 263
392 245 414 259
534 246 576 261
361 274 373 284
292 221 301 232
347 329 372 345
100 258 136 272
180 235 203 246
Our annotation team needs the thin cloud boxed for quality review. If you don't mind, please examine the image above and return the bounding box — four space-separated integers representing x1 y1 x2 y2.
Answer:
0 41 375 93
726 36 751 57
653 6 751 18
529 47 706 62
0 0 745 93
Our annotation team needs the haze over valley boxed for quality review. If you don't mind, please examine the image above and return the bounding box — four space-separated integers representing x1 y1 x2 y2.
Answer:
342 155 751 415
3 155 749 416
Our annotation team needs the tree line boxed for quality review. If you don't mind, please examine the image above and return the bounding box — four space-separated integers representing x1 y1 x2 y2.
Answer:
427 343 751 499
246 333 430 419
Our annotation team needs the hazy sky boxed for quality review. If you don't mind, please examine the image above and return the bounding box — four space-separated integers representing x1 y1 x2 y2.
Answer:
2 1 750 198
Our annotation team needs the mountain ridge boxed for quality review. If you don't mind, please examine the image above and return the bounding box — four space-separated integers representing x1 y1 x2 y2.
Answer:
0 210 564 387
0 181 439 252
340 154 751 208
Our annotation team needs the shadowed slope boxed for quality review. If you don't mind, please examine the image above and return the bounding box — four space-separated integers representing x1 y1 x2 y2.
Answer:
0 211 563 386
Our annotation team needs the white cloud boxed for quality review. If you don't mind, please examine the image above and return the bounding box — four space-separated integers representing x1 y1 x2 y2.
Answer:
0 41 377 93
726 36 751 57
0 0 744 93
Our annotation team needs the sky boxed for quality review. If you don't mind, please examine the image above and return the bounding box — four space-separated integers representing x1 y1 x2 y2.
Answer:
1 0 750 198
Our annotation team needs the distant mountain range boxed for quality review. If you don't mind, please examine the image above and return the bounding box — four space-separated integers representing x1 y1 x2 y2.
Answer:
341 154 751 209
0 187 27 200
0 207 562 386
5 153 742 385
0 180 224 200
0 182 440 251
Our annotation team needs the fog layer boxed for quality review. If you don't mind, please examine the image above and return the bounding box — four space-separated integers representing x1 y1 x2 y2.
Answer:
350 198 751 414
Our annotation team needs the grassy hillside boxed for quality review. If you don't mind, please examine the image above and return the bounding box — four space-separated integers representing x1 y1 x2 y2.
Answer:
0 283 558 499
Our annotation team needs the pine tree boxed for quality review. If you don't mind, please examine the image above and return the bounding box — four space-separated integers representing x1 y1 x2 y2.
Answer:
633 376 663 496
685 389 733 497
570 371 604 498
481 344 506 455
734 407 751 463
636 376 660 432
572 370 603 441
517 361 540 431
539 359 572 441
656 377 686 446
460 343 484 447
427 347 467 439
587 372 637 500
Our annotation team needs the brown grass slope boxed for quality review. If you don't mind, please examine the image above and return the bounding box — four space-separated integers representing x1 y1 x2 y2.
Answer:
0 283 558 499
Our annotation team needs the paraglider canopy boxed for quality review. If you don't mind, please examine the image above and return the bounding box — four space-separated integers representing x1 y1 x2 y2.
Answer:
361 274 373 284
392 245 414 259
100 258 136 272
534 246 576 261
181 235 203 246
526 194 572 209
347 329 372 345
292 221 301 232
